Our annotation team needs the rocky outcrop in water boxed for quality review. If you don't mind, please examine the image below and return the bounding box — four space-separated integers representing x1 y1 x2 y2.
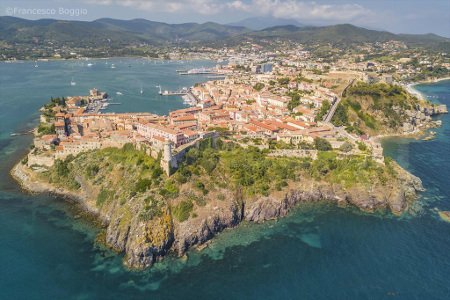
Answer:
11 158 424 269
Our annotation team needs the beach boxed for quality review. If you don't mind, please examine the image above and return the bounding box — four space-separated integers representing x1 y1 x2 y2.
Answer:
406 77 450 101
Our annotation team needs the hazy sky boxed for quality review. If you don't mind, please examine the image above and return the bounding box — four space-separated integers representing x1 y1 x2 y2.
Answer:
1 0 449 37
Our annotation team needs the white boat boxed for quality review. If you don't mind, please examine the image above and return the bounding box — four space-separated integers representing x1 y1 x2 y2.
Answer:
116 92 123 95
70 77 76 86
87 63 93 67
111 64 116 69
140 87 143 94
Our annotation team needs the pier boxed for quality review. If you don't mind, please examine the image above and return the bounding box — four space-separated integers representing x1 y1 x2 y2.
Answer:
159 90 188 96
178 67 224 76
157 85 189 96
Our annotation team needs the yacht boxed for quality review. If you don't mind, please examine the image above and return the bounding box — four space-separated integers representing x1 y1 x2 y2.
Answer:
70 77 76 86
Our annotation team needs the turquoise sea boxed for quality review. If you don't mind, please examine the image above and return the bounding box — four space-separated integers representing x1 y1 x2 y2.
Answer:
0 59 449 300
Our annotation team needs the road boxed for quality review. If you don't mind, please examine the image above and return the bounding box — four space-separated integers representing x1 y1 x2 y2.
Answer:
323 79 355 124
324 96 340 123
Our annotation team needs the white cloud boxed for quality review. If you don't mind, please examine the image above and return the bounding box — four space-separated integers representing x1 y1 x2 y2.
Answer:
85 0 226 15
85 0 373 22
232 0 372 22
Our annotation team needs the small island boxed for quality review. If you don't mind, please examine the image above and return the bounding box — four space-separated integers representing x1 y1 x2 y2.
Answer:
12 67 447 269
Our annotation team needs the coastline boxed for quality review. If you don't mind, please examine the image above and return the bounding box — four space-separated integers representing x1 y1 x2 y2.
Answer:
0 56 212 64
5 65 447 270
10 142 426 270
10 161 105 223
407 77 450 101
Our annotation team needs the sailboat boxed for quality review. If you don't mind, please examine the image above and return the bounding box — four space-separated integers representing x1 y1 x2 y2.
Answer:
111 64 116 69
70 77 76 86
34 61 38 68
140 86 144 94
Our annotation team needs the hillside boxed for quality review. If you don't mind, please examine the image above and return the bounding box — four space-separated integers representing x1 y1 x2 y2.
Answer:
330 82 438 136
228 16 305 30
238 24 450 50
0 16 249 47
1 17 449 52
14 138 424 269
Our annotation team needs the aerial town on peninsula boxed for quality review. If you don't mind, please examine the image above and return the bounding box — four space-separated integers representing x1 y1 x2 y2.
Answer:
27 41 448 175
3 2 450 296
13 40 449 269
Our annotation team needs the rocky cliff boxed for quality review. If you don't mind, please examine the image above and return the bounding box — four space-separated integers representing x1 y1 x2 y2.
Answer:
12 153 423 269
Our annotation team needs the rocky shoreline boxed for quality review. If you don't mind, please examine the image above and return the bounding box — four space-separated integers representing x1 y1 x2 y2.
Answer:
11 156 425 269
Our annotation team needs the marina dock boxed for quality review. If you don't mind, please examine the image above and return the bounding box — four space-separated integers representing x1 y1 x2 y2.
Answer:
157 85 189 96
178 67 224 76
159 90 188 96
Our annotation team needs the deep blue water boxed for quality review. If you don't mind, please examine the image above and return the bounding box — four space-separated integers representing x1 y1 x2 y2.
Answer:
0 60 449 300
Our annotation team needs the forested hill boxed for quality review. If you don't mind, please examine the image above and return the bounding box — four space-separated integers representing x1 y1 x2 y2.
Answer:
1 16 449 50
330 82 436 136
240 24 450 50
0 16 249 47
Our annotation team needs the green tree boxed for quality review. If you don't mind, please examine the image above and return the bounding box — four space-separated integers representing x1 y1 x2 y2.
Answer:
331 104 349 127
314 137 332 151
339 142 353 153
253 82 265 91
288 93 301 111
278 77 290 86
315 100 331 121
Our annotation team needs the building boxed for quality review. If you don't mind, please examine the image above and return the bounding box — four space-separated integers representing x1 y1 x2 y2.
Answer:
136 122 185 147
261 63 273 73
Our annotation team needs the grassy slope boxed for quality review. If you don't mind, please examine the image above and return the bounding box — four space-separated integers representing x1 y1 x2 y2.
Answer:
41 140 399 224
331 82 422 135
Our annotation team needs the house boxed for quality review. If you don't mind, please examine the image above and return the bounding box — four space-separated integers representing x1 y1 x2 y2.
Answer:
55 121 66 137
136 122 185 147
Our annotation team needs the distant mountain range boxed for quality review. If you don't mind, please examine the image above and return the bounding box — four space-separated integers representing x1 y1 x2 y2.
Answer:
0 16 250 47
241 24 450 48
1 16 449 51
228 16 304 30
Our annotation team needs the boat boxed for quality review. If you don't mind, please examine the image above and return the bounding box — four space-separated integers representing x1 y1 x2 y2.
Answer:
140 87 143 94
111 64 116 69
156 85 162 95
116 92 123 95
70 77 76 86
87 63 93 67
